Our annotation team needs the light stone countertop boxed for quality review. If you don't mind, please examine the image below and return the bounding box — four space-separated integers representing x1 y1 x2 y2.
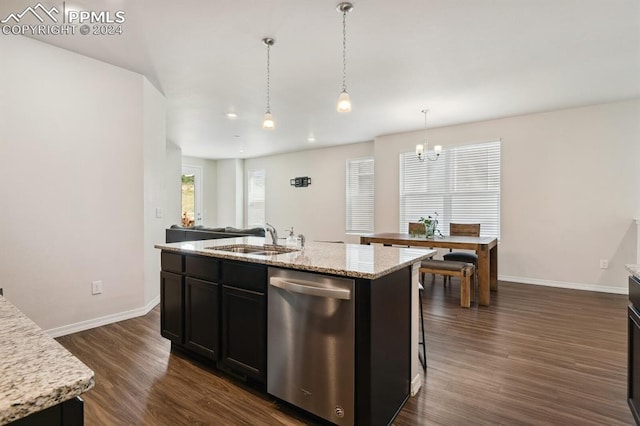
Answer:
627 264 640 280
155 237 436 280
0 296 94 425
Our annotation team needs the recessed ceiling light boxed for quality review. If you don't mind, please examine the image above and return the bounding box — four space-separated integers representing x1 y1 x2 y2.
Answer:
226 112 238 119
307 137 316 143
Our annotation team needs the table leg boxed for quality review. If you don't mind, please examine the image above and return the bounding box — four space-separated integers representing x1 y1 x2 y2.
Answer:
478 246 490 306
490 244 498 292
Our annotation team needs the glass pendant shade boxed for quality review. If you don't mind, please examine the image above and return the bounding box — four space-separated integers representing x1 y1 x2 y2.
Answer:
337 90 352 113
262 112 274 129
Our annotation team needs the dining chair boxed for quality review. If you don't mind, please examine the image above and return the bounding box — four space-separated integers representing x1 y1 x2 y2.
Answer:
442 223 480 284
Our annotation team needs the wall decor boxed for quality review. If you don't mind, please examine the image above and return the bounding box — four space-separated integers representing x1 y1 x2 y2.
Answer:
290 177 311 187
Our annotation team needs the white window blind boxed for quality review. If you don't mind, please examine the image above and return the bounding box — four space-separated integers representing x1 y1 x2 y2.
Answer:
346 157 374 234
246 169 265 228
399 141 501 238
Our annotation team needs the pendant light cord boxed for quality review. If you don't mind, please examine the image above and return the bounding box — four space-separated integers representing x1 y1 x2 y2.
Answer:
266 42 271 112
342 10 347 92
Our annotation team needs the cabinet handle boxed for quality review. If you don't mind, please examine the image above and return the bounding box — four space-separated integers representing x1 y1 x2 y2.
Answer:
269 277 351 300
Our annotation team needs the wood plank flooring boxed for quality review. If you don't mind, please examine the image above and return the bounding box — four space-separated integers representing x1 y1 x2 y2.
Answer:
56 279 635 425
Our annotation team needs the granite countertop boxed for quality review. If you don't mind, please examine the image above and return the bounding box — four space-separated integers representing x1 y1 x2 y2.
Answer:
0 296 94 424
627 264 640 280
155 237 436 280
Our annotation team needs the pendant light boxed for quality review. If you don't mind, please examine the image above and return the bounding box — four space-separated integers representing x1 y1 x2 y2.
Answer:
336 2 353 113
262 37 275 129
416 109 442 161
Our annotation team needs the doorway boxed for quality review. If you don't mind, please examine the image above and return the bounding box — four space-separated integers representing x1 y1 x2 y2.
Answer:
181 165 203 227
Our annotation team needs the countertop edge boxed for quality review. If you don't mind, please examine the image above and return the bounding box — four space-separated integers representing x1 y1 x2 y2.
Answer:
627 264 640 280
2 377 95 424
0 296 95 424
155 243 433 280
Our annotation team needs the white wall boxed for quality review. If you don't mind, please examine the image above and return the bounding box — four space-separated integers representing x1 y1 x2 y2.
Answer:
182 156 218 227
375 100 640 292
165 142 183 227
244 142 373 243
217 159 243 228
0 36 167 333
245 101 638 292
143 79 167 306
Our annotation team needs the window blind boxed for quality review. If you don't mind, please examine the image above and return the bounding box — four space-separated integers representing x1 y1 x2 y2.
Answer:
346 157 374 234
399 141 501 238
246 169 266 228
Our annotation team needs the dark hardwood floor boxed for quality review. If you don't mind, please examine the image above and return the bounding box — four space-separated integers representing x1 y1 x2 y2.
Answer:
56 278 634 425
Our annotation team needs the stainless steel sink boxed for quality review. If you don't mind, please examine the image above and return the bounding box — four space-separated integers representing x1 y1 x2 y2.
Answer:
205 244 299 256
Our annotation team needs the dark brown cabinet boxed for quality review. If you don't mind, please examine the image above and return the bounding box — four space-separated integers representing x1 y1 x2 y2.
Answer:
220 260 267 382
185 277 220 360
9 397 84 426
160 271 184 344
221 285 266 381
629 275 640 425
159 252 267 384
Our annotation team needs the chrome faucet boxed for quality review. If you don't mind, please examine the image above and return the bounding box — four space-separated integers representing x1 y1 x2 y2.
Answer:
265 223 279 246
298 234 306 249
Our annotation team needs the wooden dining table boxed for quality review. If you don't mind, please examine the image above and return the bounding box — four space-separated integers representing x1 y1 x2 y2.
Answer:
360 233 498 306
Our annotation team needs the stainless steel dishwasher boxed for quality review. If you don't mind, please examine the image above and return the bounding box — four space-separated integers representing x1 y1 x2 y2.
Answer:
267 267 355 425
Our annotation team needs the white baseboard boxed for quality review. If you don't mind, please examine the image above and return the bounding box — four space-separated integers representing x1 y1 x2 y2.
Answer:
410 373 423 396
45 295 160 338
499 275 627 295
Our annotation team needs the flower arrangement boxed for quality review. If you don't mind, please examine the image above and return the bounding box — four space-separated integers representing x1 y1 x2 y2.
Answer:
418 212 442 238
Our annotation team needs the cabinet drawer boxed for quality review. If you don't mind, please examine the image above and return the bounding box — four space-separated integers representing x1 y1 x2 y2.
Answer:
222 261 267 293
161 252 183 274
186 255 220 281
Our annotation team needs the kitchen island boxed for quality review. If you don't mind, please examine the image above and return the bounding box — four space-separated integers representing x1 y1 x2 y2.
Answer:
155 237 435 426
0 295 94 425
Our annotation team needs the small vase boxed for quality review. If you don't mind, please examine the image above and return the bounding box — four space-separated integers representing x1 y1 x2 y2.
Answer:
424 222 436 238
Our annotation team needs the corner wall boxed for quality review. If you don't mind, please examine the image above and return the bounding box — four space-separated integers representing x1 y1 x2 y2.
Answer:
0 36 166 332
143 79 167 307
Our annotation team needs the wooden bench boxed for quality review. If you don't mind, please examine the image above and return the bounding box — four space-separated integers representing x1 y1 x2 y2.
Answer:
419 260 476 308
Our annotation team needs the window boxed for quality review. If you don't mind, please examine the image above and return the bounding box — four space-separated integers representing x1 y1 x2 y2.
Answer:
346 157 374 234
246 169 266 227
399 141 500 238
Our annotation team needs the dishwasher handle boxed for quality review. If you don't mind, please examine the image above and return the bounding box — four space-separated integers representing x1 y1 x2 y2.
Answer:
269 277 351 300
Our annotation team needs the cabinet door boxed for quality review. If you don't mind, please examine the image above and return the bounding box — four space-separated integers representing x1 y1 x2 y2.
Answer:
160 271 184 344
221 285 266 382
185 277 220 360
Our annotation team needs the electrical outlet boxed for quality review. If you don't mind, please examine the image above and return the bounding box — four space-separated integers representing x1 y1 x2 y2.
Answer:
91 280 103 295
599 259 609 269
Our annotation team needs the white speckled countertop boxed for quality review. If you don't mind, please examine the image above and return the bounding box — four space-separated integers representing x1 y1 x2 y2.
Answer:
627 264 640 280
155 237 436 279
0 296 94 425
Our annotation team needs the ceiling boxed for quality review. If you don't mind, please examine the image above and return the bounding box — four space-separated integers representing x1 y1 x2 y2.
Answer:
4 0 640 159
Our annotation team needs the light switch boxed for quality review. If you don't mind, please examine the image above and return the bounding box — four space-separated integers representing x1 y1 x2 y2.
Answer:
156 207 163 219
